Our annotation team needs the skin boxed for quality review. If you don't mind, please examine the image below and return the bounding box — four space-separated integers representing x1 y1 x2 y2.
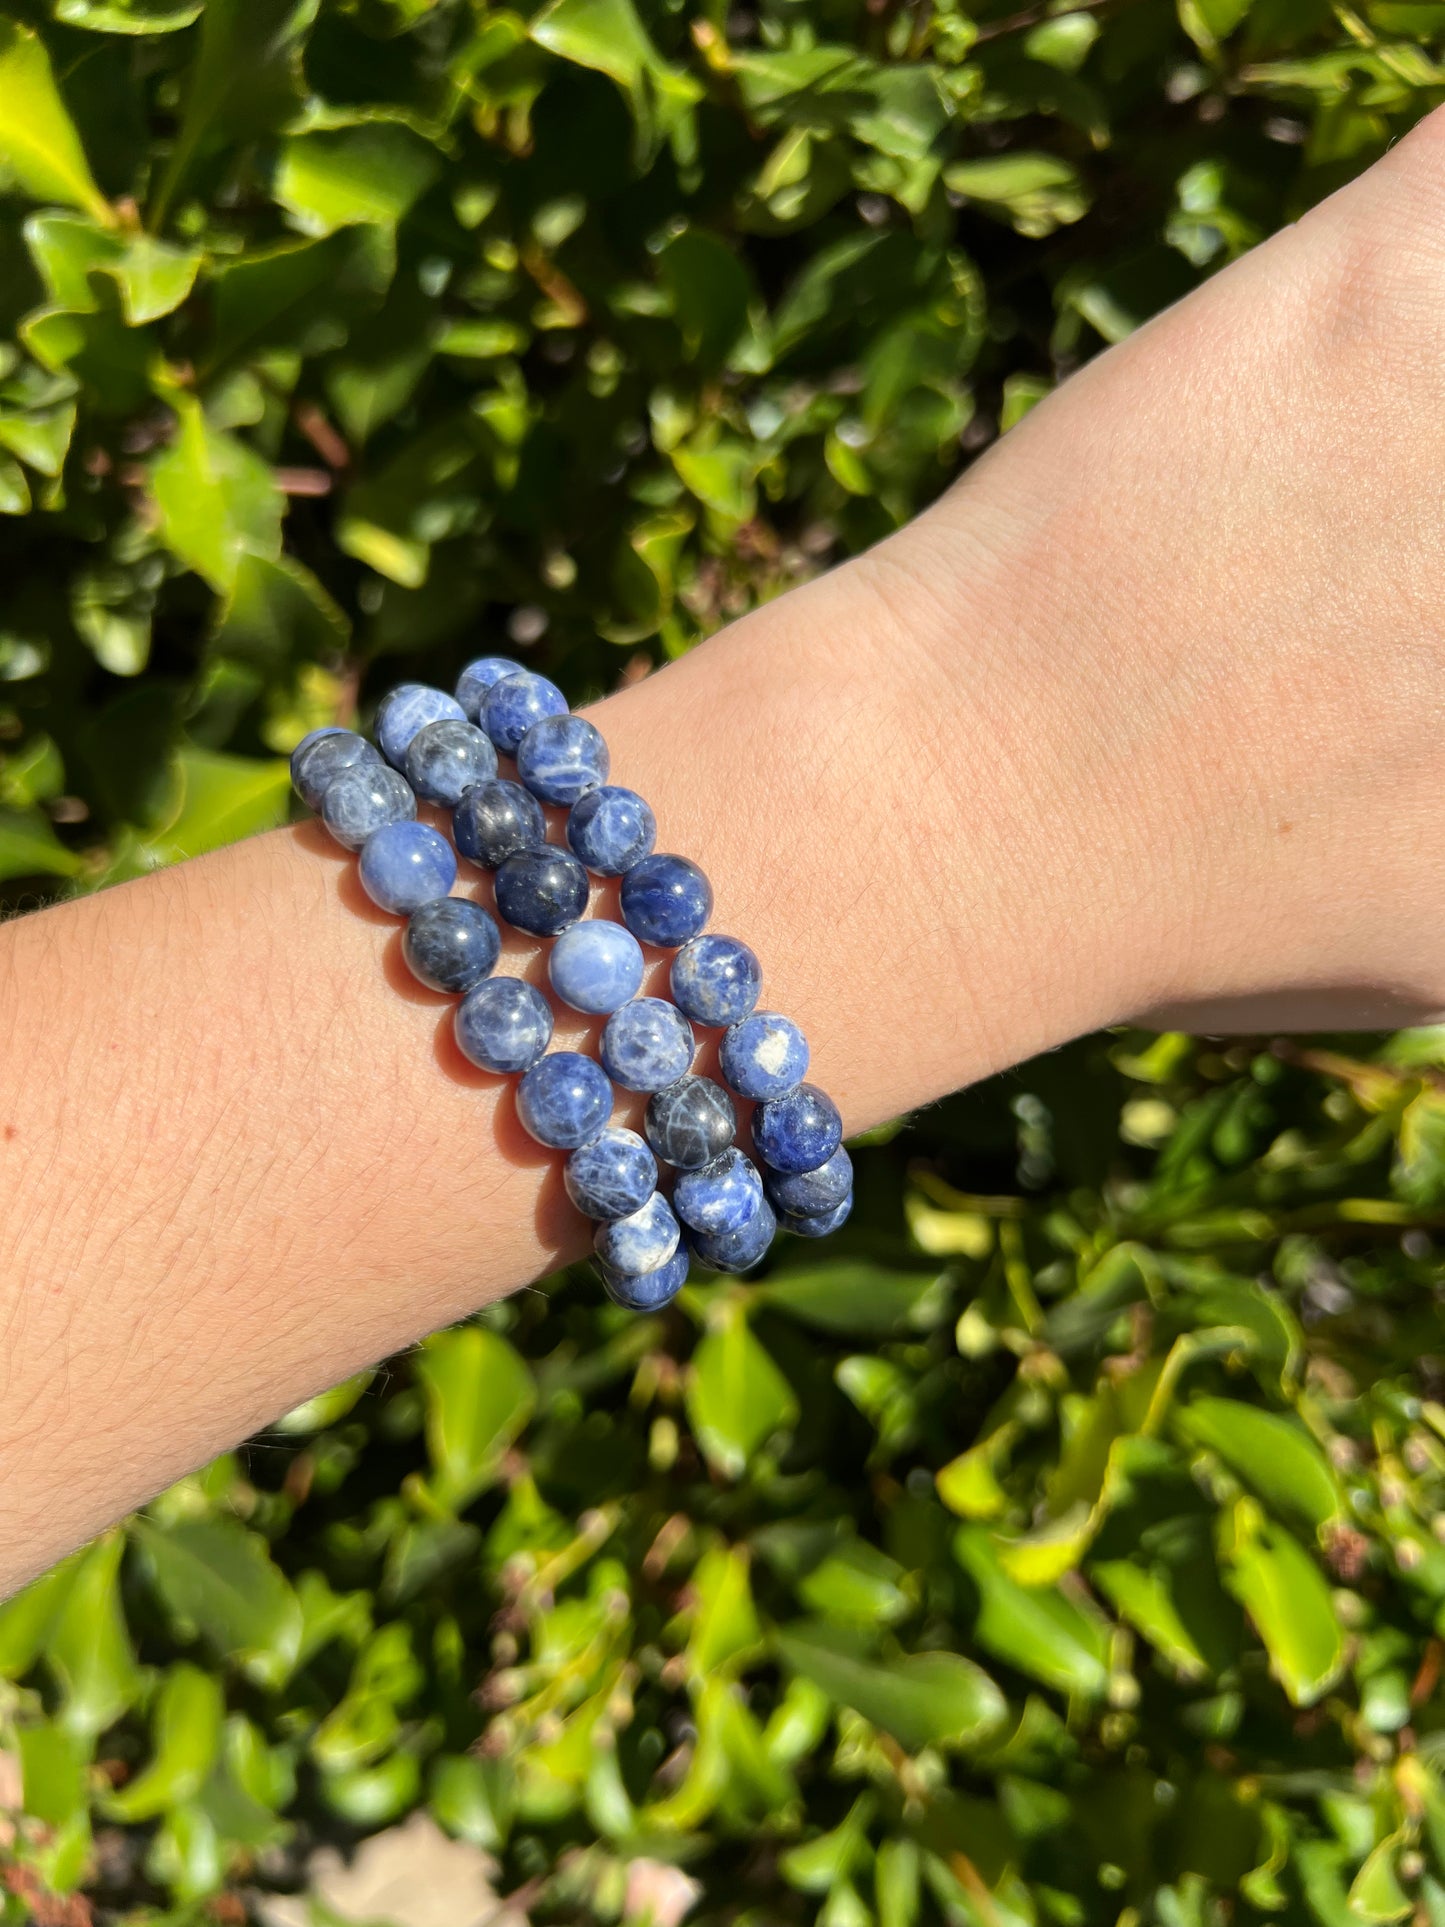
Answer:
4 113 1445 1592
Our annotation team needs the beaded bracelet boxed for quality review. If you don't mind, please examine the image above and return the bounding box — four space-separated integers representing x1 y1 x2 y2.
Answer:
290 657 852 1312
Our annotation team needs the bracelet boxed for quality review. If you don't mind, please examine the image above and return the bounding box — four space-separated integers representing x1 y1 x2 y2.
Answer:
290 661 852 1311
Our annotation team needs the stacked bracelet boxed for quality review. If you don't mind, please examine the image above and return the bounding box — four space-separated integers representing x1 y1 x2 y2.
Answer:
289 656 852 1313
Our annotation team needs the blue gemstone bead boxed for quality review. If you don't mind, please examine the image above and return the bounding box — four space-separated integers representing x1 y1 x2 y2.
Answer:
566 785 656 875
597 1243 688 1312
548 920 644 1015
516 715 609 806
359 821 457 915
404 718 497 806
671 934 762 1028
291 727 380 811
564 1127 657 1222
689 1197 777 1275
494 847 589 937
321 762 416 851
777 1191 853 1239
620 853 712 948
455 977 553 1074
599 998 694 1093
483 671 568 753
516 1051 613 1150
403 897 501 994
765 1147 853 1218
719 1011 810 1102
645 1075 736 1170
673 1148 765 1236
594 1191 680 1275
456 656 526 722
753 1082 843 1174
453 779 547 868
376 684 466 767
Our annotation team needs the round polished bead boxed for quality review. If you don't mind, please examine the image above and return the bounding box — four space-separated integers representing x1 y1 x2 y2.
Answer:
455 977 553 1074
483 670 567 753
594 1191 680 1275
453 779 546 869
689 1197 777 1275
777 1191 853 1239
403 897 501 994
753 1082 843 1174
597 1242 688 1312
517 715 609 805
494 847 589 937
673 1148 765 1236
376 683 465 767
719 1011 810 1102
359 821 457 915
765 1147 853 1218
321 762 416 851
645 1075 736 1170
291 727 380 811
671 934 761 1029
564 1127 657 1222
456 655 525 722
517 1051 613 1150
566 785 656 875
600 997 694 1093
548 920 644 1015
404 718 497 806
620 853 712 949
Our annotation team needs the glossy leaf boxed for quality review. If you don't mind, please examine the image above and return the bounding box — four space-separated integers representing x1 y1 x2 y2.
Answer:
778 1621 1006 1753
104 1664 224 1821
132 1517 303 1687
685 1298 799 1478
0 22 111 222
415 1324 536 1512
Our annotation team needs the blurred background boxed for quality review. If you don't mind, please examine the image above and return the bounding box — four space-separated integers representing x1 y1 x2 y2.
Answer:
2 1 1445 1921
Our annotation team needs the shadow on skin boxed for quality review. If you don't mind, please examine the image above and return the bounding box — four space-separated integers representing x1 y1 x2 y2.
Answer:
1137 980 1445 1035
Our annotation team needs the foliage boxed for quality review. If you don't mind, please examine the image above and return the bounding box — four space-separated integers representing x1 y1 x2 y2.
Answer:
2 0 1445 1920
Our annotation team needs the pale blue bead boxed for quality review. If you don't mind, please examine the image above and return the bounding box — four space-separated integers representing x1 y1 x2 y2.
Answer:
456 656 525 722
404 718 497 805
597 1243 688 1312
321 762 415 851
566 785 656 875
376 683 465 767
776 1191 853 1239
671 934 761 1028
455 977 553 1074
291 727 379 810
594 1192 680 1275
483 671 567 753
358 821 457 915
516 1050 613 1149
752 1082 843 1174
517 714 609 805
719 1011 810 1102
548 920 645 1015
599 998 694 1093
673 1148 765 1236
689 1197 777 1275
766 1148 852 1218
620 853 712 948
564 1127 657 1222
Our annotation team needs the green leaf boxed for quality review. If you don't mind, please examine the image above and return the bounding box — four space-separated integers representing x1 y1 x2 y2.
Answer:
148 400 283 594
778 1622 1007 1753
133 1517 303 1687
685 1545 763 1678
140 747 291 863
273 124 442 234
1176 1396 1342 1534
943 154 1089 238
757 1263 950 1336
0 1551 82 1676
0 21 111 222
1218 1502 1343 1706
0 397 75 474
529 0 702 165
686 1298 799 1478
18 1720 90 1829
415 1325 536 1513
26 215 202 326
47 1531 143 1736
954 1526 1111 1698
52 0 202 29
0 806 84 879
205 228 394 375
104 1663 224 1821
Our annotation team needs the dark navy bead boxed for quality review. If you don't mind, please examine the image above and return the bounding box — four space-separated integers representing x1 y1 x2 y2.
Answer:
375 684 465 767
549 920 645 1015
671 934 761 1028
403 897 501 994
517 1051 613 1150
620 854 712 949
753 1082 843 1174
455 977 553 1074
483 671 567 753
453 779 546 869
765 1147 853 1218
600 998 694 1093
673 1148 765 1236
689 1197 777 1275
456 656 525 723
594 1192 680 1275
566 785 656 875
564 1127 657 1222
404 718 497 806
719 1012 809 1102
321 762 416 851
777 1191 853 1239
359 821 457 915
494 847 589 937
291 727 379 811
645 1075 736 1170
516 715 609 806
597 1243 688 1312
